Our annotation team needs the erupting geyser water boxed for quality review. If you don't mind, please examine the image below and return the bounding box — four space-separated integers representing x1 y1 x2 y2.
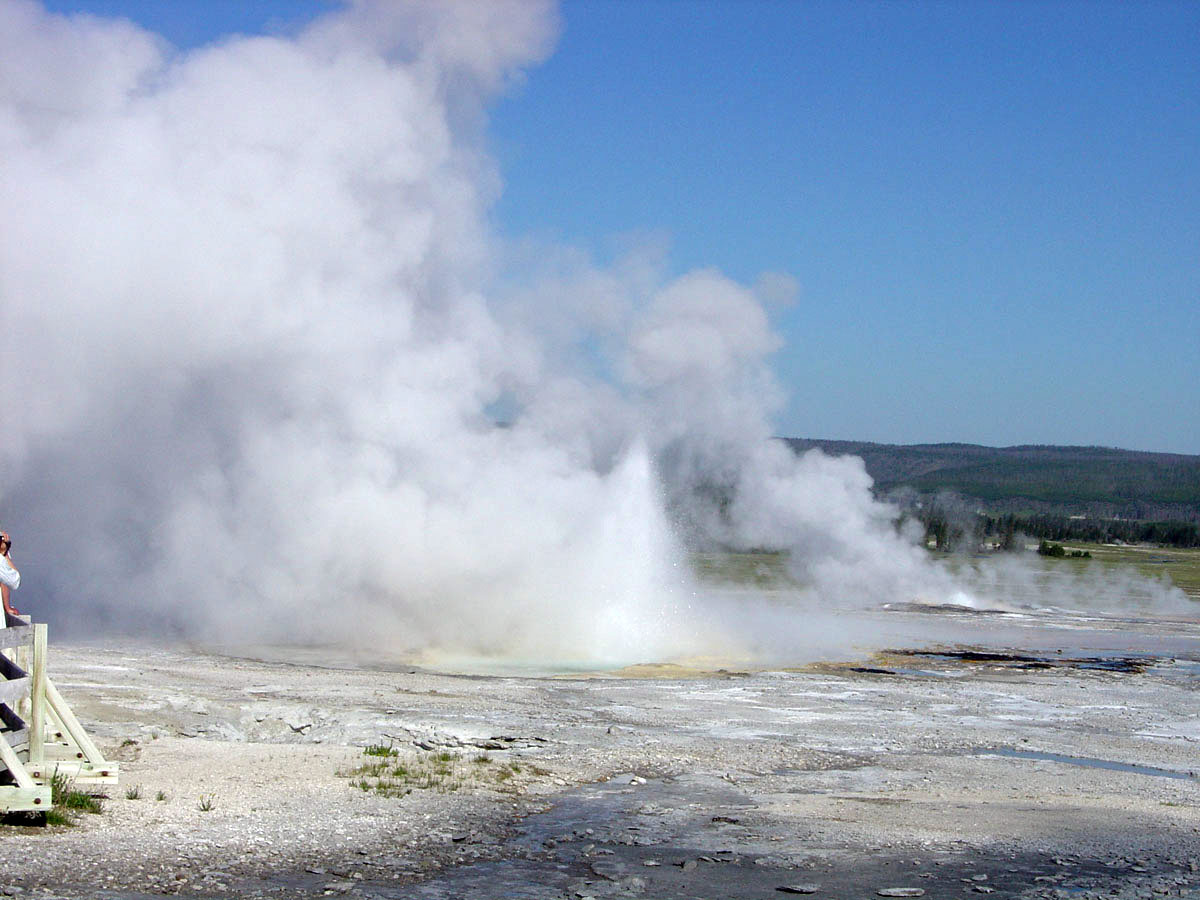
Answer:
572 441 697 665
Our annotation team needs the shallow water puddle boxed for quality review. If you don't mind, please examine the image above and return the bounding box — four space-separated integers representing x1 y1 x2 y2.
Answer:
974 747 1198 780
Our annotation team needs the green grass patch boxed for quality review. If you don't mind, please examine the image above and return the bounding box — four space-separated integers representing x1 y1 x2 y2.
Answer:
691 551 791 586
700 545 1200 605
1077 543 1200 602
44 808 72 827
47 771 104 824
341 747 525 797
363 742 399 757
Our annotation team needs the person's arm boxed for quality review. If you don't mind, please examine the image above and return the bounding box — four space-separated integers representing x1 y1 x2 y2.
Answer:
0 583 14 616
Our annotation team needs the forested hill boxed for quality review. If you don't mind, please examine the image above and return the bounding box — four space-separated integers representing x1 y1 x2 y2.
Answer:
782 440 1200 521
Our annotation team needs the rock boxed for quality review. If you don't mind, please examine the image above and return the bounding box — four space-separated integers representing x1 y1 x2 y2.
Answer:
590 861 625 881
678 859 698 872
777 884 821 894
878 890 925 898
642 859 661 867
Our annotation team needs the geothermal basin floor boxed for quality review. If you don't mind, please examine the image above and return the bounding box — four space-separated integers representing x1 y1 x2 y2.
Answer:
2 607 1199 899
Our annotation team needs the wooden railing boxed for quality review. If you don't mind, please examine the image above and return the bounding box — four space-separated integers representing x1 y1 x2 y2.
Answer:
0 616 117 813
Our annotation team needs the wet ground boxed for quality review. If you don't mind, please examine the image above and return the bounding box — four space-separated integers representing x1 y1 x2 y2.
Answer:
374 771 1200 900
8 600 1200 899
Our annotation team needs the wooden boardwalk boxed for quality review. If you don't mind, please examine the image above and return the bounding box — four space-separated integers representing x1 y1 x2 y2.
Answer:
0 614 118 813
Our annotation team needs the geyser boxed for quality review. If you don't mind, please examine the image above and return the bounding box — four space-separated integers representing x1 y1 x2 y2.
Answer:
2 0 1181 665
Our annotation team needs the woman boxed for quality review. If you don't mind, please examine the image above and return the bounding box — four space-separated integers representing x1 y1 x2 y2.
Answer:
0 531 20 621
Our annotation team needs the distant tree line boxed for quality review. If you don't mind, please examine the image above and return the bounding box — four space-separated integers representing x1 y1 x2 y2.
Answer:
910 505 1200 550
986 513 1200 549
906 506 1019 552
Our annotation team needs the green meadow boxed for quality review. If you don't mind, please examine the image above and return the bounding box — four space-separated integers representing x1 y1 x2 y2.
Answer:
691 544 1200 604
1053 542 1200 603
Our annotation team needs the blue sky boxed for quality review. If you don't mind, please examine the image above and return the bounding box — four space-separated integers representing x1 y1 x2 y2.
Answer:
41 1 1200 453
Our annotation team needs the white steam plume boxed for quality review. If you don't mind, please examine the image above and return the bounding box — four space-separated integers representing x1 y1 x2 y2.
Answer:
3 1 1178 666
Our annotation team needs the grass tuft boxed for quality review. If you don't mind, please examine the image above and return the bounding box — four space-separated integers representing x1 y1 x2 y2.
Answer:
155 790 167 802
49 771 72 806
197 794 216 812
341 748 526 797
124 785 141 800
44 808 72 827
46 771 104 823
62 791 103 813
363 742 399 757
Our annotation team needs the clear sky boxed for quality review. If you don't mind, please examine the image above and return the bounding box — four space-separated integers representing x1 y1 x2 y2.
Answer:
39 0 1200 454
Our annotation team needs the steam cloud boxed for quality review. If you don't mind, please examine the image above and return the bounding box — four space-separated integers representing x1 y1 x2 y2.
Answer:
0 1 1183 665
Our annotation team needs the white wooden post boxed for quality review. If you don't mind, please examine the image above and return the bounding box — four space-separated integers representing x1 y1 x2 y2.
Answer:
28 624 46 766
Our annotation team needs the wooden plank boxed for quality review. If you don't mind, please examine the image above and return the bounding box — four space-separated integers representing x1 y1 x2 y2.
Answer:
28 624 46 765
0 627 32 651
45 678 106 766
37 743 89 763
28 760 119 784
3 727 28 749
0 734 35 788
0 677 29 709
0 784 51 812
